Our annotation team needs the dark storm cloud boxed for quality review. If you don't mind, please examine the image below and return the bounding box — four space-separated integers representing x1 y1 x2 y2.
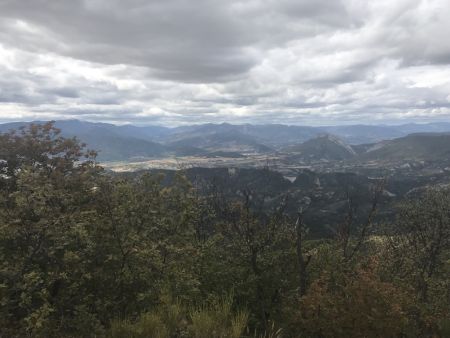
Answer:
0 0 450 125
0 0 358 82
0 0 254 82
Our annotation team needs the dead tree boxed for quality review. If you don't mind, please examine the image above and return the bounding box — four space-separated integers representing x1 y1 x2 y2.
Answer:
295 208 312 297
336 178 385 262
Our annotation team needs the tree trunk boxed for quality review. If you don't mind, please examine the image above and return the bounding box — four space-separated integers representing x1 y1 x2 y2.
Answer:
296 212 310 297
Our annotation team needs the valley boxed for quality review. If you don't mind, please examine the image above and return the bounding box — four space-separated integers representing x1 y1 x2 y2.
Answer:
2 120 450 336
3 1 450 335
3 119 450 237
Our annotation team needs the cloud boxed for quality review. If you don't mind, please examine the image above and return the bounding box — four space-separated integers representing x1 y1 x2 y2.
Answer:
0 0 449 125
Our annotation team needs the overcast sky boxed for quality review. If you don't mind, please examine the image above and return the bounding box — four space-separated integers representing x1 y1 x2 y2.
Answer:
0 0 449 126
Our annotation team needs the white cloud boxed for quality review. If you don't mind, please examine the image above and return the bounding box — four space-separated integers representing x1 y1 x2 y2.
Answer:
0 0 449 125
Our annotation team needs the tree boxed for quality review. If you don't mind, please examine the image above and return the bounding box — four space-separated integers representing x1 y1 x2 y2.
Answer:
0 122 96 191
294 259 410 338
388 188 450 303
203 188 293 331
0 123 102 336
0 123 204 336
382 188 450 335
335 179 385 262
294 207 311 298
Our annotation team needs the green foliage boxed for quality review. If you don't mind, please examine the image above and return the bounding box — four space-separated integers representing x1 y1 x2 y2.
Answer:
381 189 450 334
110 314 169 338
0 124 203 336
108 294 248 338
1 122 449 337
189 295 248 338
294 260 411 337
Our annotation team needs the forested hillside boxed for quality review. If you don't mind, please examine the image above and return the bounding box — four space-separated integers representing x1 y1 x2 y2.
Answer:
1 123 449 337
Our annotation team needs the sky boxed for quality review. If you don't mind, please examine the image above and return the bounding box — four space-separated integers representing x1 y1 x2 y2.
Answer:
0 0 450 126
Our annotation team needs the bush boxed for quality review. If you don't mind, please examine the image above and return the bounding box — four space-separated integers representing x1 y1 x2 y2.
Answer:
294 260 410 337
108 294 248 338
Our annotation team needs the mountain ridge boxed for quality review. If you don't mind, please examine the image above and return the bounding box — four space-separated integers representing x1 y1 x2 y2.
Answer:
3 120 450 162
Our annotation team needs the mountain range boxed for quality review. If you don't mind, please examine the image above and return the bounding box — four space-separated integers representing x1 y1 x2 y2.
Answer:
2 119 450 162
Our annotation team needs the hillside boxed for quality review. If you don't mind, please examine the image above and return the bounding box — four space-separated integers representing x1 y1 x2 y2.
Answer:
322 125 404 144
360 133 450 161
322 122 450 144
75 129 167 161
283 135 356 161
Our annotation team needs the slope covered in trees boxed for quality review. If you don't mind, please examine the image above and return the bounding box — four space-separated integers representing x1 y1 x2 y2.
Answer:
0 123 449 337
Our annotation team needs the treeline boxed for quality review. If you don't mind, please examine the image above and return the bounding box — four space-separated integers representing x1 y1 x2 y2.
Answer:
0 123 449 337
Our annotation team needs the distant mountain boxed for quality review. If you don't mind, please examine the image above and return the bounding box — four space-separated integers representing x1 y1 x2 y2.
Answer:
0 120 169 161
323 122 450 144
163 122 450 146
392 122 450 134
51 120 172 144
166 123 323 148
0 121 28 132
3 119 450 162
360 133 450 161
167 130 273 154
283 135 356 161
74 129 167 161
239 124 321 146
322 125 404 144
